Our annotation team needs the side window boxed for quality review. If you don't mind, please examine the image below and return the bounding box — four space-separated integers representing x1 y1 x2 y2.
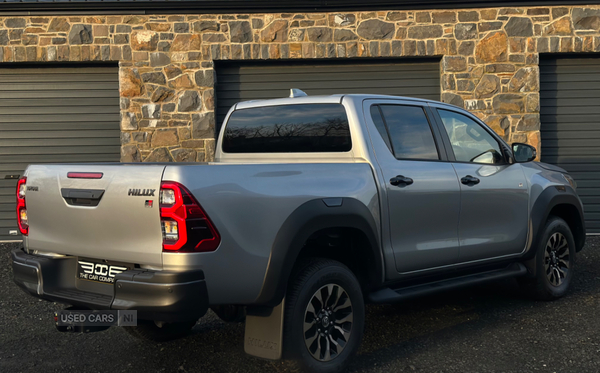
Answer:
378 105 439 160
369 105 393 153
437 109 504 164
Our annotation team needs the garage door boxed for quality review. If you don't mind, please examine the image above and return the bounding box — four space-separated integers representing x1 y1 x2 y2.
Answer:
540 56 600 234
215 58 441 127
0 65 121 241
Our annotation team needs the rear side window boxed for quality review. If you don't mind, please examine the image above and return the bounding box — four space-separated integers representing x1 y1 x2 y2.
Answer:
370 105 393 152
223 104 352 153
376 104 439 160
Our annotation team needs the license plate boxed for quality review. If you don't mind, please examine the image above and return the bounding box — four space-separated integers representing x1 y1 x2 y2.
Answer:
77 260 129 284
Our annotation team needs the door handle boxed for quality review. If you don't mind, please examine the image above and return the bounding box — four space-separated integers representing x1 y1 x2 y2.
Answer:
461 175 480 186
390 175 414 186
61 188 105 207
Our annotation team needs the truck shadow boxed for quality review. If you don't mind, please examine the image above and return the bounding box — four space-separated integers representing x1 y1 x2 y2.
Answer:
174 246 600 372
350 247 600 372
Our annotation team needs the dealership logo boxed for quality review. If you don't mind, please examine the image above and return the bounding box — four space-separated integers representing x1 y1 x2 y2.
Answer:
128 188 155 197
79 261 127 278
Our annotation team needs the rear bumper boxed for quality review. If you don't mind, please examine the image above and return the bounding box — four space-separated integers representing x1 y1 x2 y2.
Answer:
11 249 208 323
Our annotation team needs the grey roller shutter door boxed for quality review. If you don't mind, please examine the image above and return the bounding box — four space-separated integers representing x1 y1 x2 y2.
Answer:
540 57 600 234
216 59 441 126
0 65 120 241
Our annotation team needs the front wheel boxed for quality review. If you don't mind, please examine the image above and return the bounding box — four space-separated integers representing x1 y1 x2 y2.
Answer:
520 216 576 301
283 259 364 373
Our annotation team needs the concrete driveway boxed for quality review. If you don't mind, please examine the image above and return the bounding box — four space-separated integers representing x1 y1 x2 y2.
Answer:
1 239 599 373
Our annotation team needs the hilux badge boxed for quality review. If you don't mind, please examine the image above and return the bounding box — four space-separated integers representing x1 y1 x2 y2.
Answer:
128 188 156 197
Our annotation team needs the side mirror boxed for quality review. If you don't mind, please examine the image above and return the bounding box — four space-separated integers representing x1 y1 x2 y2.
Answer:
512 143 537 163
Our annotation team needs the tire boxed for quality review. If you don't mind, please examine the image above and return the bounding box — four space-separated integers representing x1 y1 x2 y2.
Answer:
211 305 246 323
123 320 196 342
283 259 365 373
520 216 576 301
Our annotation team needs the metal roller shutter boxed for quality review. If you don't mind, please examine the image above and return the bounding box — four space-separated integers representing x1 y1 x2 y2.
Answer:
215 59 441 127
540 56 600 234
0 64 120 241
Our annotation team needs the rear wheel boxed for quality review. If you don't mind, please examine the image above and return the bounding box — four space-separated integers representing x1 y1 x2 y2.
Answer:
283 259 364 373
520 216 576 301
123 320 196 342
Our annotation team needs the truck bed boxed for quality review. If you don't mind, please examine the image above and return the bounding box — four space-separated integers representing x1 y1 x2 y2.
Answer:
23 161 379 304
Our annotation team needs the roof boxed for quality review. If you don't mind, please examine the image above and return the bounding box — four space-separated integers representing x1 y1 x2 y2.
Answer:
0 0 597 14
233 93 457 111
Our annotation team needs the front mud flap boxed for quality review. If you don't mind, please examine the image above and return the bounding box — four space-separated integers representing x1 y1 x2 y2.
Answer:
244 299 285 360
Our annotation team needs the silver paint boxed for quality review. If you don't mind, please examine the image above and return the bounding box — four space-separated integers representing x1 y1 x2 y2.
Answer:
24 164 166 267
20 94 582 307
451 162 529 262
162 162 378 304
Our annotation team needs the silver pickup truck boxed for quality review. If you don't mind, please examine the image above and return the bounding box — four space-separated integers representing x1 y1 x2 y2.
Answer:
12 91 585 373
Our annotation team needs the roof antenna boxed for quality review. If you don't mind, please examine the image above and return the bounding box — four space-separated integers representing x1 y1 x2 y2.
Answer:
289 88 308 98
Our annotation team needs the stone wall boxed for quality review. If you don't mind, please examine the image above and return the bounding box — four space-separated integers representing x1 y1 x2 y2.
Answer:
1 6 600 161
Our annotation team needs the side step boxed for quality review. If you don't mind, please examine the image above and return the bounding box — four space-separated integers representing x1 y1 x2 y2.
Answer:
368 263 528 304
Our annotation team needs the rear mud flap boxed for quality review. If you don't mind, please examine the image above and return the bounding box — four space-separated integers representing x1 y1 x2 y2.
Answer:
244 299 285 360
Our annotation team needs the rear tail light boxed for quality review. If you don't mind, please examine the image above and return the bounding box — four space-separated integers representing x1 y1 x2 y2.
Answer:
16 177 28 235
160 181 220 252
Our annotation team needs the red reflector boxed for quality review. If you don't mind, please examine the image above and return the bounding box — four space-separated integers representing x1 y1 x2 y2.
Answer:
67 172 103 179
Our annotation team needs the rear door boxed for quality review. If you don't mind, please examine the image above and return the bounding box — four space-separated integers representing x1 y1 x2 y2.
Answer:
430 105 529 262
365 100 461 273
25 164 165 267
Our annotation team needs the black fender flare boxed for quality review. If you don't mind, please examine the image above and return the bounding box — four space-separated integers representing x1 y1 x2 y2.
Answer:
528 186 586 259
253 198 383 307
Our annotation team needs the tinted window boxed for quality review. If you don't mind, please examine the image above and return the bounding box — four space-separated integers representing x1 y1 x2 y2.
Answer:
437 109 504 164
370 105 393 152
223 104 351 153
379 105 439 160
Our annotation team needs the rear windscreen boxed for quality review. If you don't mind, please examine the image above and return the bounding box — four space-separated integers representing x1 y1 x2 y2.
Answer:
222 103 352 153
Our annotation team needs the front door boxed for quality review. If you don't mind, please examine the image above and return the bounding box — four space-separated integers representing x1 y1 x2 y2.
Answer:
431 106 529 262
368 102 461 273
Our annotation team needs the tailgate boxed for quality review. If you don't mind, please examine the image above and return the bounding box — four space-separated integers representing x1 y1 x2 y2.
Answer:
25 164 166 267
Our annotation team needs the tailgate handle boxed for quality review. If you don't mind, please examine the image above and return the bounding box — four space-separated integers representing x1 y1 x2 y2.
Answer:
61 188 105 207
